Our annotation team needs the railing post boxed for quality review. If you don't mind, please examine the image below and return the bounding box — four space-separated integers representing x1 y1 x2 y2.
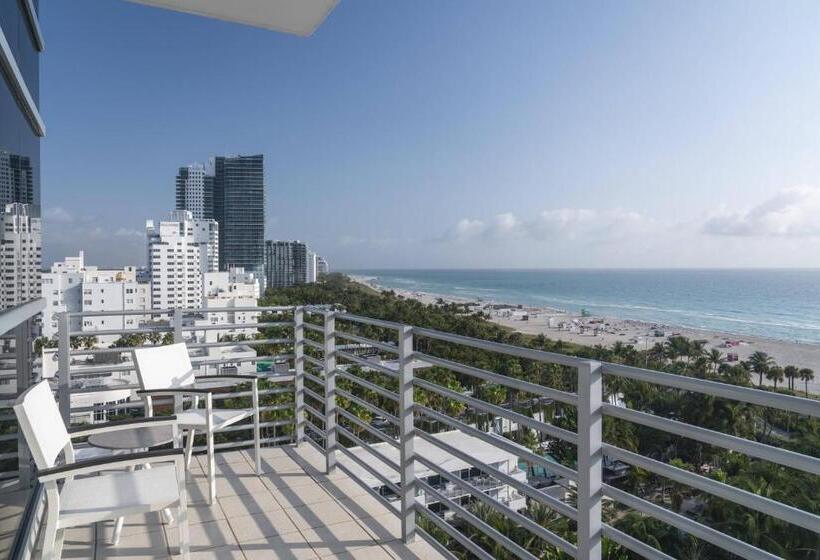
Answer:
398 324 416 543
294 307 305 444
173 308 183 343
15 317 33 487
577 360 603 560
323 310 337 473
57 311 71 425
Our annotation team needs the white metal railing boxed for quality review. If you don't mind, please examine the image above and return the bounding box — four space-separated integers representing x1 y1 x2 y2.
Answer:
43 304 820 560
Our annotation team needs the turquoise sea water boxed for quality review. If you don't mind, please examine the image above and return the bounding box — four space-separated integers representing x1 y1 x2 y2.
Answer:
346 269 820 344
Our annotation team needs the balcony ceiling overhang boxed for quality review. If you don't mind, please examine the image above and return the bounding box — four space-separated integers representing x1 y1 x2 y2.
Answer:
127 0 338 36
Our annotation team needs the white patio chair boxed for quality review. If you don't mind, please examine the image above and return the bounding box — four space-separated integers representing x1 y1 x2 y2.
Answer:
132 342 261 504
14 381 189 560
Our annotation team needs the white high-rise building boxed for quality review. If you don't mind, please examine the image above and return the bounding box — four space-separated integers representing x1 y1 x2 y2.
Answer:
0 203 41 310
317 256 329 276
175 163 212 220
146 210 218 310
41 252 151 341
306 250 318 283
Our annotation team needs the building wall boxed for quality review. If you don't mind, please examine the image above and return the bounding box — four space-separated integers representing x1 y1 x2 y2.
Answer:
42 253 150 341
264 240 309 289
213 155 264 275
0 1 42 310
175 163 213 220
0 203 41 309
147 210 218 310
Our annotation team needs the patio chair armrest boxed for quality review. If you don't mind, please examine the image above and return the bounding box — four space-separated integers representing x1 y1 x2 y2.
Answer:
38 448 185 483
67 415 178 439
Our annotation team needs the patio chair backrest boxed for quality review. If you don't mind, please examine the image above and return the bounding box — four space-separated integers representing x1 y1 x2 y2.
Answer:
14 381 70 470
133 342 195 390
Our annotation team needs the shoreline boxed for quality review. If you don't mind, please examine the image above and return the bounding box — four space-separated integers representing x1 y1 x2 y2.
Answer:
349 275 820 394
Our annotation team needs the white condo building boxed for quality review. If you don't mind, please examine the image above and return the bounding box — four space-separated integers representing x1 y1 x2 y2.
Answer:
41 251 151 341
146 210 218 309
0 203 41 310
201 267 261 337
317 255 329 276
175 162 212 220
306 250 318 283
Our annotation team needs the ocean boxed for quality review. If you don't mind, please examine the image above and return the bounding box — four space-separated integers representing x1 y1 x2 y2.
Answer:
346 269 820 344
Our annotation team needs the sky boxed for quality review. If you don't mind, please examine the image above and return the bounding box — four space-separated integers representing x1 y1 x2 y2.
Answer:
40 0 820 269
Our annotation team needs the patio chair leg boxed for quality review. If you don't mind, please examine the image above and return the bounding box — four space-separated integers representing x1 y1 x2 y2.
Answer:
184 428 196 470
41 502 59 560
207 431 216 505
176 459 190 560
111 516 125 546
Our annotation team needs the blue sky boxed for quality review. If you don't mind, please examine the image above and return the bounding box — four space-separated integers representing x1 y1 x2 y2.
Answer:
40 1 820 269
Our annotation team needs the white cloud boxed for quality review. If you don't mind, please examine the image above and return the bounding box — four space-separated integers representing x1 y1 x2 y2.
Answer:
44 206 74 223
114 227 143 238
702 186 820 237
442 207 656 243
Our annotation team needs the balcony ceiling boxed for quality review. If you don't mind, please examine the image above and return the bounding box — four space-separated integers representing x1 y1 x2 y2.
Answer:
127 0 338 36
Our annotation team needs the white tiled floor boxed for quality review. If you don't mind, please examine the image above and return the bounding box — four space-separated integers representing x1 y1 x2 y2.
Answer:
39 444 447 559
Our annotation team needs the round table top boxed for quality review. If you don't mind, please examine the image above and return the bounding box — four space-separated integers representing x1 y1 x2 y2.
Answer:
88 425 175 451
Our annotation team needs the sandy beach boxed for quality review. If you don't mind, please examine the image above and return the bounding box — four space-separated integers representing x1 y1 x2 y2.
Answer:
350 275 820 395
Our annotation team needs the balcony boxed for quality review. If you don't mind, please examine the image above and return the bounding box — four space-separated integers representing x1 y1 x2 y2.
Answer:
0 302 817 560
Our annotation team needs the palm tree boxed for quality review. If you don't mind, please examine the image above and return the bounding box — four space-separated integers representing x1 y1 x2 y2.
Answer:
765 366 784 390
798 368 814 396
783 365 799 391
748 351 774 388
708 349 723 374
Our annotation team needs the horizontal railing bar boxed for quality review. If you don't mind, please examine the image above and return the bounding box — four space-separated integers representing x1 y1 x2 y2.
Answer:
303 403 326 423
182 321 294 332
414 352 577 405
337 408 399 449
415 404 577 481
331 457 400 515
212 419 293 434
303 371 325 388
67 308 176 318
604 404 820 476
602 525 676 560
335 350 399 379
335 442 401 495
603 443 820 533
69 306 295 318
415 453 578 557
603 484 779 560
304 418 326 437
336 424 400 472
303 387 325 406
302 355 324 369
415 378 578 444
303 338 324 352
414 477 539 560
69 326 172 337
334 331 398 354
336 388 399 426
335 313 403 330
187 339 293 349
303 322 324 334
336 370 399 402
414 428 577 521
603 363 820 418
414 505 497 560
0 452 18 460
413 326 588 368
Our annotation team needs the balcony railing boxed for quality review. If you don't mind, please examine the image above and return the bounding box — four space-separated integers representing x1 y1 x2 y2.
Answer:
8 304 818 559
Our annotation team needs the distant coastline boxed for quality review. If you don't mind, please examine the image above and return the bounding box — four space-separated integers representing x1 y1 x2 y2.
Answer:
347 272 820 393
